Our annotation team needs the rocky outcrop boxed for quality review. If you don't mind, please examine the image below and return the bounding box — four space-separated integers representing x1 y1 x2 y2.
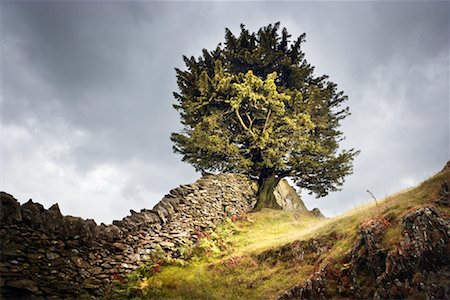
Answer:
0 173 257 299
273 179 308 212
435 180 449 206
375 206 450 299
279 206 450 299
273 179 324 217
310 208 325 218
257 234 335 266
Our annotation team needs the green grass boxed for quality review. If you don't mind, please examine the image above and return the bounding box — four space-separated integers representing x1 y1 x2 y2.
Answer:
111 166 449 300
230 209 322 255
131 258 314 300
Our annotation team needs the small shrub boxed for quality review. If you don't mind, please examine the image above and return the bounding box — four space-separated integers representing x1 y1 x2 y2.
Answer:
190 217 240 260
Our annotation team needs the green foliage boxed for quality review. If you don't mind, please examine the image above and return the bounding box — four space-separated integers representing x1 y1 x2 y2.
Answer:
172 22 359 200
186 217 240 261
112 249 168 299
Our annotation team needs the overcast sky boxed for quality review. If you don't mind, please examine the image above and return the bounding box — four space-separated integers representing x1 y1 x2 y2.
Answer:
1 1 448 224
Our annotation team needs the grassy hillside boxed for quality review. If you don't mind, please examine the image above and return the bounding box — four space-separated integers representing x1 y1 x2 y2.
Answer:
111 164 449 299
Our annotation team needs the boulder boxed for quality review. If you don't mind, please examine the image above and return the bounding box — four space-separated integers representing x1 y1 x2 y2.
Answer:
273 179 308 212
310 208 325 218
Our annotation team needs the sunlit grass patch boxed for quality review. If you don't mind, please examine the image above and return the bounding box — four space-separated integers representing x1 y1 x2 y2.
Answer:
231 209 323 255
131 254 316 300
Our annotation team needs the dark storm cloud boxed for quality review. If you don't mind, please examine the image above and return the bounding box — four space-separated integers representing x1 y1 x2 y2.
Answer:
2 1 204 221
3 2 172 152
2 1 448 222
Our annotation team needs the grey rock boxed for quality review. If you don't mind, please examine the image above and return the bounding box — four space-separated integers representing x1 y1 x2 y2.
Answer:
310 208 325 218
21 199 45 228
5 279 39 293
46 252 60 260
273 179 308 212
0 192 22 224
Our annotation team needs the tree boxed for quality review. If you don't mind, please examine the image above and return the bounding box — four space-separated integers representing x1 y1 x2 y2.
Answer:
171 23 359 209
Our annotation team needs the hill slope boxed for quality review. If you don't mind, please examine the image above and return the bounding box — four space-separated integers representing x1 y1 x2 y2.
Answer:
111 163 449 299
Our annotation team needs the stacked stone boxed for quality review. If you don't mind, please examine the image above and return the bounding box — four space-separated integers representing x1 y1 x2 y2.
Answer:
0 173 257 299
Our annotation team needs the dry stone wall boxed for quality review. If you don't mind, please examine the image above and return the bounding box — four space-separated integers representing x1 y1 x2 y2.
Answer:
0 173 257 299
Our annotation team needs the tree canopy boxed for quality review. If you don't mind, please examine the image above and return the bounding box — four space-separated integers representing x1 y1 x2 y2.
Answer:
171 23 359 207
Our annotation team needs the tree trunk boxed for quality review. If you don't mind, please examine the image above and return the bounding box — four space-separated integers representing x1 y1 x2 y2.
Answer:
254 174 282 210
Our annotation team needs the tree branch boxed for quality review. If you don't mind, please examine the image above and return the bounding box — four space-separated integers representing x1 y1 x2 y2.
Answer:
245 113 254 129
279 169 292 178
235 108 255 138
262 108 272 135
